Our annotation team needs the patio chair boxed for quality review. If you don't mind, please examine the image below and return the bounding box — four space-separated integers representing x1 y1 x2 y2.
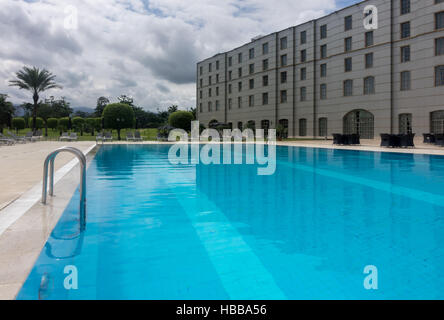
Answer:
59 132 70 141
33 130 43 141
333 134 343 145
68 132 78 141
24 132 35 142
126 132 135 141
350 134 360 145
435 134 444 147
134 131 143 142
423 133 435 144
104 132 113 142
400 133 415 148
0 133 15 145
6 131 26 143
380 134 390 147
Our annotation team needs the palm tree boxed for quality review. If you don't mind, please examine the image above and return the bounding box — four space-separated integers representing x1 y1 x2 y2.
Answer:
9 66 62 132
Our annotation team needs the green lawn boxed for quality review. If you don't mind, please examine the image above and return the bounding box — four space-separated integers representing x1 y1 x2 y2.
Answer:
10 128 159 141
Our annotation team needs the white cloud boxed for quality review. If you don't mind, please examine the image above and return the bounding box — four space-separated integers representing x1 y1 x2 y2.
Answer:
0 0 340 111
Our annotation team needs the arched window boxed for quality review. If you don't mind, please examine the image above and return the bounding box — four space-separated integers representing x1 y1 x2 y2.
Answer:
279 119 289 138
261 120 270 136
299 119 307 137
319 118 328 137
343 110 374 139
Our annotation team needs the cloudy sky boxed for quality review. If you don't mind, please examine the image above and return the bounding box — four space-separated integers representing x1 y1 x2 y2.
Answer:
0 0 359 111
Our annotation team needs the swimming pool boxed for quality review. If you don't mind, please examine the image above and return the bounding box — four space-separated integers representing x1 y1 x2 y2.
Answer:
18 144 444 299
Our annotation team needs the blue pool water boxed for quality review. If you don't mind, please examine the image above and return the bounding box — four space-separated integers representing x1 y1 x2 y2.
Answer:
18 145 444 299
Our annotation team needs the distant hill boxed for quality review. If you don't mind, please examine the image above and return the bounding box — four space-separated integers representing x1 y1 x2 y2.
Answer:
72 106 94 114
13 105 95 117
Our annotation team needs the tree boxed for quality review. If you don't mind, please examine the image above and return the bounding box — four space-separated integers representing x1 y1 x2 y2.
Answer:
190 107 197 120
103 103 135 140
168 111 194 131
9 66 62 132
72 117 85 135
85 118 102 136
58 117 70 133
0 94 15 133
12 117 25 133
49 97 73 118
95 97 109 117
27 117 44 129
117 95 134 106
168 105 178 114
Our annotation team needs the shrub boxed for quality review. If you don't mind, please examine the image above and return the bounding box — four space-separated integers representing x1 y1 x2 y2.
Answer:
103 103 135 140
85 117 102 136
72 117 85 135
47 118 58 131
168 111 194 131
27 117 44 129
12 117 25 133
58 117 70 132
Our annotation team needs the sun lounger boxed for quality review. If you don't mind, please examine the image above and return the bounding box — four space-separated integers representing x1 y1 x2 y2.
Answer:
96 133 104 142
6 131 26 143
0 133 15 145
134 131 143 142
104 132 113 142
68 132 78 141
33 130 43 141
126 132 135 141
60 132 70 141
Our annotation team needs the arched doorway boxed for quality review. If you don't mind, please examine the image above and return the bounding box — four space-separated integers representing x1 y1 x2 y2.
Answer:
431 111 444 134
399 113 412 134
318 118 328 137
279 119 289 138
247 120 256 131
343 110 374 139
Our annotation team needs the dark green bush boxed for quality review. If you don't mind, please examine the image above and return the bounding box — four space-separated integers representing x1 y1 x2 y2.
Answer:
103 103 135 140
12 117 25 133
168 111 194 131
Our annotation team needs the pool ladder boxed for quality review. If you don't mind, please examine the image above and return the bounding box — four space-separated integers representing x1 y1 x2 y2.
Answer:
42 147 87 230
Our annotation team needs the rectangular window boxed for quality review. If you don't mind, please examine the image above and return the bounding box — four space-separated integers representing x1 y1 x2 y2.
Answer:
300 68 306 80
299 119 307 137
281 54 288 66
364 76 375 95
209 76 212 85
280 37 287 50
215 100 220 111
401 46 411 62
436 66 444 86
365 53 374 68
216 74 219 83
320 25 327 39
320 63 327 77
345 15 353 31
209 63 212 72
300 31 307 44
199 90 202 99
200 79 203 87
249 78 254 89
320 45 327 58
199 66 203 75
262 92 268 105
208 102 212 112
401 22 411 39
228 71 232 81
401 71 411 90
345 57 352 72
249 63 254 74
228 98 232 110
249 48 255 59
238 67 242 78
401 0 411 15
238 97 242 108
216 60 219 70
436 37 444 55
300 50 306 63
238 53 243 63
249 95 254 107
300 87 307 101
436 12 444 30
263 75 269 86
228 84 232 94
345 37 352 52
199 103 202 113
281 71 287 83
280 90 287 103
216 86 219 96
263 42 269 55
238 81 242 92
365 31 374 47
228 57 232 67
263 59 269 71
208 88 212 97
320 84 327 100
344 80 353 96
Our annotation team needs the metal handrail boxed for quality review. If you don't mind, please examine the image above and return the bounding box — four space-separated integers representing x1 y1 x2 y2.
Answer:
42 147 87 230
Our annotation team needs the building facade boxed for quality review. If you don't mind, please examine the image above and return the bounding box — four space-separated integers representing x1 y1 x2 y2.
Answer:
196 0 444 139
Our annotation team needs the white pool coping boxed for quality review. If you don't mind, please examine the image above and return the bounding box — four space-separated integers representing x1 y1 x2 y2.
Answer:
0 144 97 237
